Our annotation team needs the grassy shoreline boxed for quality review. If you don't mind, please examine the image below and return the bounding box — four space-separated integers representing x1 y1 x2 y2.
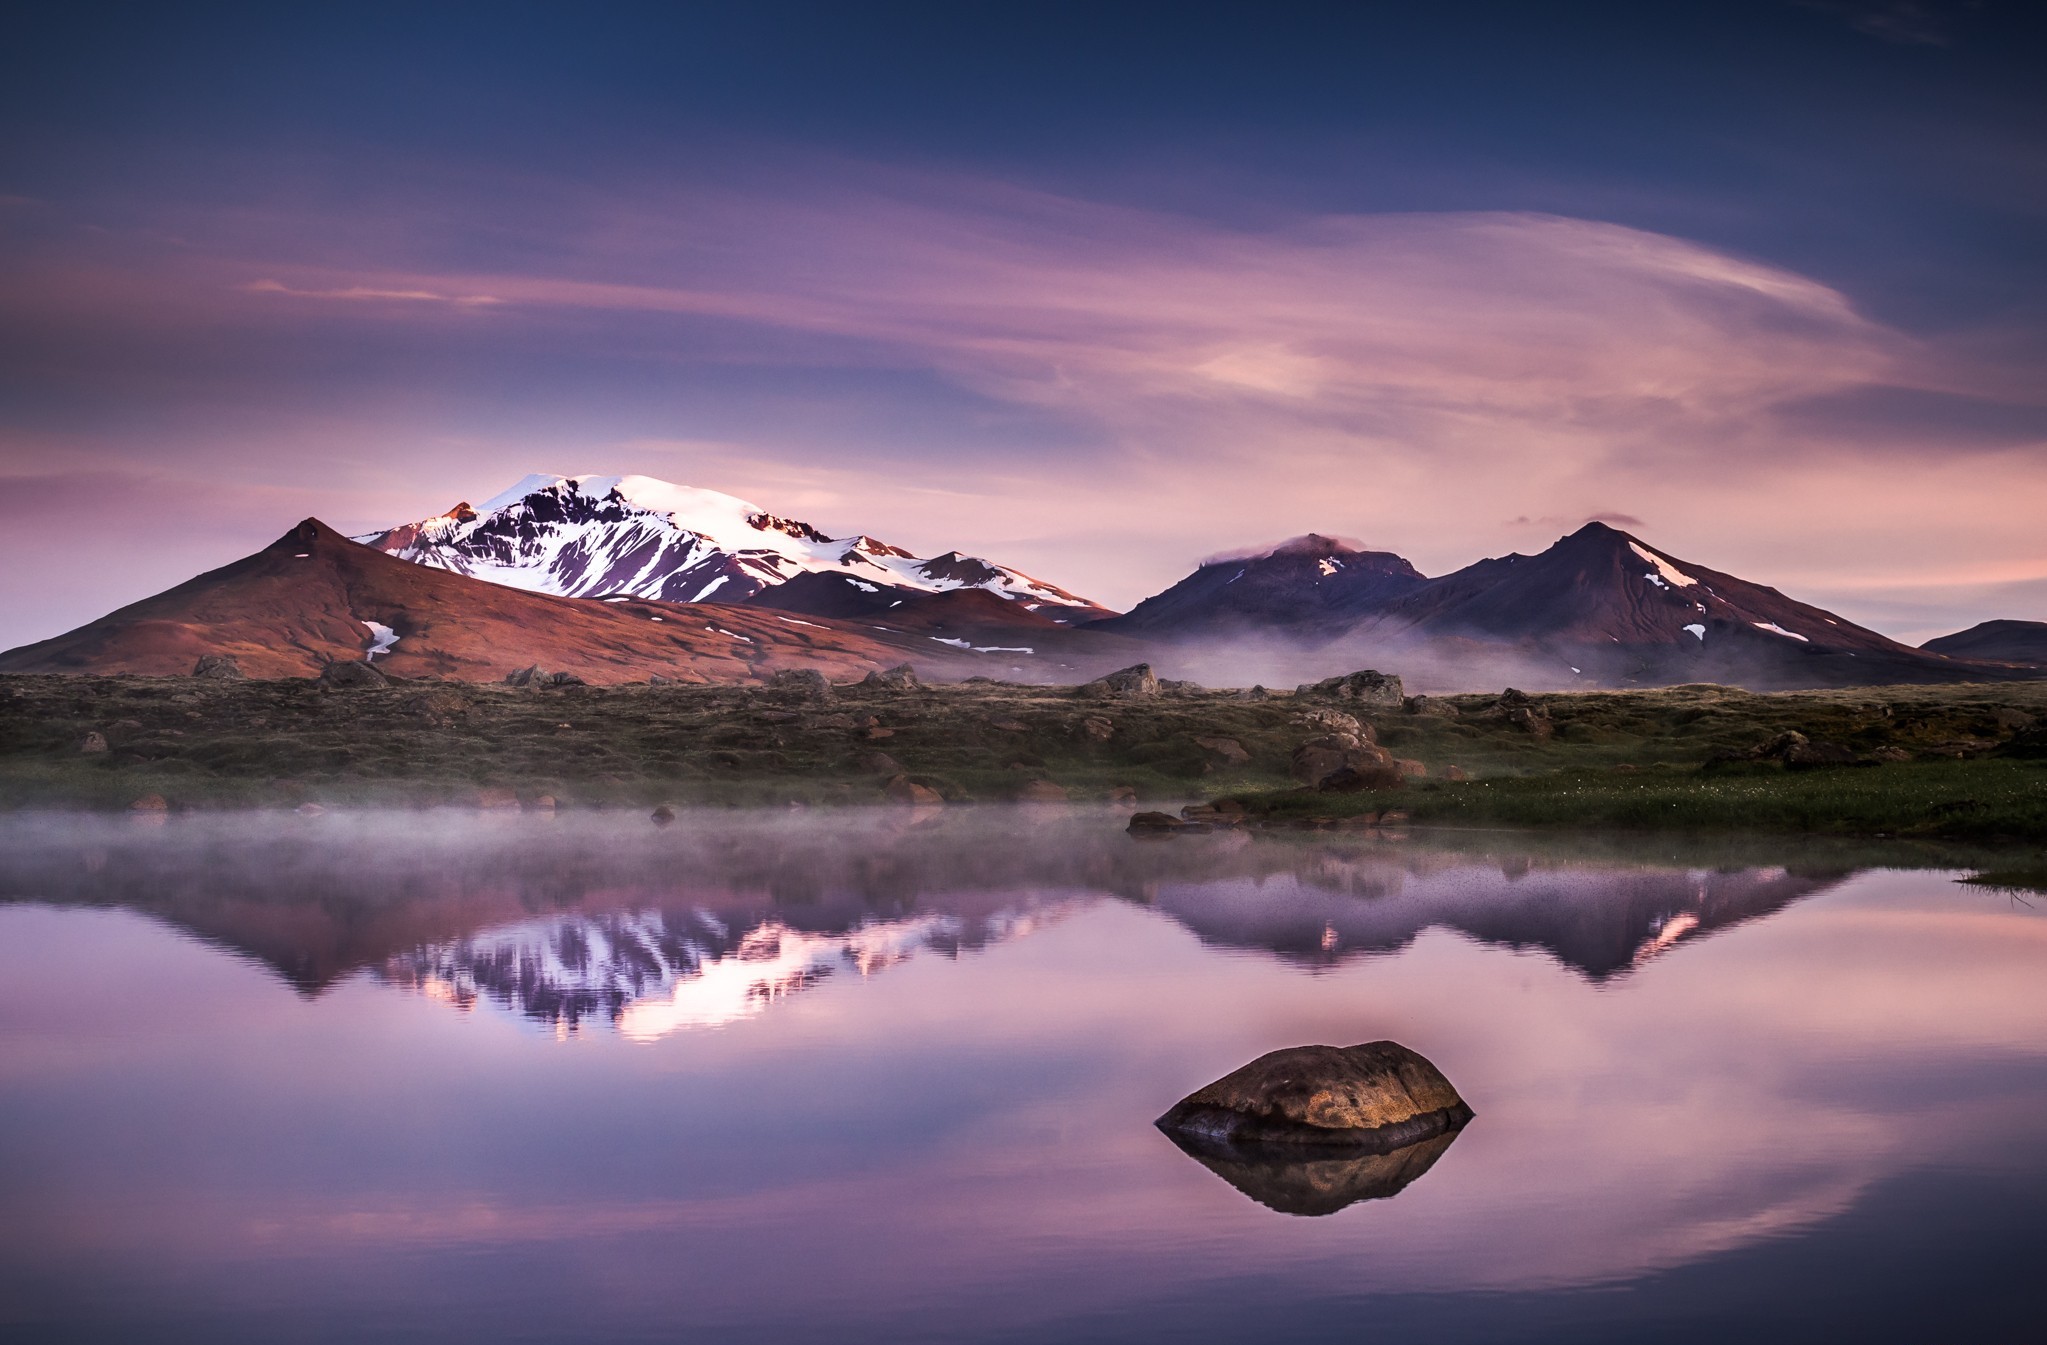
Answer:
1211 757 2046 843
3 672 2042 839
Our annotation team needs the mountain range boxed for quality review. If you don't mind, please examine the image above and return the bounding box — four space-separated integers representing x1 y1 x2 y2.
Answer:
2 470 2038 690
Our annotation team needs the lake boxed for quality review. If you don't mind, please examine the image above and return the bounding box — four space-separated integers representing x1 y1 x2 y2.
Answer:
1 808 2042 1343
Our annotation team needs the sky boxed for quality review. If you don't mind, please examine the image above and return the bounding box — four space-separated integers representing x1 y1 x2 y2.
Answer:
2 0 2044 648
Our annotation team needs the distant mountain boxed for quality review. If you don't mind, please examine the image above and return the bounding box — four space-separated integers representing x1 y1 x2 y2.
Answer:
360 473 1112 623
1094 534 1428 634
1118 522 2027 689
0 518 981 682
1922 619 2047 666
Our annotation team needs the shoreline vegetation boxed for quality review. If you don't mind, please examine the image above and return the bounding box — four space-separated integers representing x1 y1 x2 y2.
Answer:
1 662 2042 844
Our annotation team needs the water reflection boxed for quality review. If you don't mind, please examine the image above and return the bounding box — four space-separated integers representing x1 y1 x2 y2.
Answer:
1 810 2044 1342
0 810 1890 1037
1162 1127 1464 1217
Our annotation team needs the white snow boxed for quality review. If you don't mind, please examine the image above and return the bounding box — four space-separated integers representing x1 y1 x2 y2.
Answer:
1683 623 1706 641
1317 558 1341 577
1628 542 1698 588
930 637 1034 654
361 621 398 659
1751 622 1809 642
848 579 879 593
776 617 827 629
361 472 1101 616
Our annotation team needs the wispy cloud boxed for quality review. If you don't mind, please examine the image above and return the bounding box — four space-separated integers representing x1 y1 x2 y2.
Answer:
2 168 2042 638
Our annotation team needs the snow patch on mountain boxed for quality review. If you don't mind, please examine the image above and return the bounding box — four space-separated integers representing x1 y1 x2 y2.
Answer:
1629 541 1698 588
358 473 1105 618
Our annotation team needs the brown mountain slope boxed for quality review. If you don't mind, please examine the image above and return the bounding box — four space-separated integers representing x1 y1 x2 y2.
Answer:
0 519 993 684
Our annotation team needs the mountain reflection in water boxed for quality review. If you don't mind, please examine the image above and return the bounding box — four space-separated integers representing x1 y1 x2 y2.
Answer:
0 809 1848 1036
2 809 2045 1344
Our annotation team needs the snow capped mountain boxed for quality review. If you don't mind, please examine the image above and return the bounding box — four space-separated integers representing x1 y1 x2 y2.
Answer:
358 473 1110 621
377 902 1072 1039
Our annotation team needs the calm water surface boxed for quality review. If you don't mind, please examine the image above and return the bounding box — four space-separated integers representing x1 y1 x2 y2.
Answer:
1 809 2042 1343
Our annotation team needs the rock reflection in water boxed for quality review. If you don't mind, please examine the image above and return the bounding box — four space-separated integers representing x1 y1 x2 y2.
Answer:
1162 1127 1464 1217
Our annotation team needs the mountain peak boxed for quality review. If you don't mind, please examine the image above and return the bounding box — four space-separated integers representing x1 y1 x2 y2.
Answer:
359 472 1112 622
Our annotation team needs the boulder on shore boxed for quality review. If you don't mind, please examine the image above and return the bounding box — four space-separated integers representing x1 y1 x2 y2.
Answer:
768 667 833 699
192 654 245 680
1156 1041 1472 1152
1296 670 1404 707
317 660 389 691
861 663 921 691
1080 663 1160 698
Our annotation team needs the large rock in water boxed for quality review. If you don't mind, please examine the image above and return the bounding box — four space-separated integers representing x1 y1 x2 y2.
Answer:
1156 1041 1472 1152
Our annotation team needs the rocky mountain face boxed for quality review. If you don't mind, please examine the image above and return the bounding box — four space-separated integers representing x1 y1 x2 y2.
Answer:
1922 620 2047 667
0 518 995 683
1113 522 2017 689
1095 535 1428 634
359 473 1112 623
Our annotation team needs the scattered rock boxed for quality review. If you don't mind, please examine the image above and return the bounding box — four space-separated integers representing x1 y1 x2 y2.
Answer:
1317 761 1405 792
883 775 944 806
1443 765 1469 781
1999 727 2047 760
543 671 586 688
863 726 896 741
1297 670 1405 707
1496 687 1537 709
1393 758 1427 779
1127 810 1189 833
192 654 245 680
527 795 558 811
1016 779 1069 802
402 690 467 727
505 664 547 688
1158 678 1205 696
1289 733 1391 784
650 804 677 825
768 667 833 699
1239 685 1271 701
861 663 920 691
79 731 109 754
1078 716 1115 742
1080 663 1160 698
1506 706 1553 740
1193 736 1251 765
1295 708 1366 738
1378 809 1411 825
855 750 903 776
317 660 389 691
648 674 677 685
1870 746 1913 764
1108 785 1138 806
1156 1041 1473 1150
1403 695 1458 718
128 794 169 812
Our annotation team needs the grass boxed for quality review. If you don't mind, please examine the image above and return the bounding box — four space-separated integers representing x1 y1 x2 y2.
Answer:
1225 757 2047 842
2 671 2043 830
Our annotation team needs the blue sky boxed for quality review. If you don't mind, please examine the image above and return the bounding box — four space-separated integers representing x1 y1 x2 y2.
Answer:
2 1 2043 646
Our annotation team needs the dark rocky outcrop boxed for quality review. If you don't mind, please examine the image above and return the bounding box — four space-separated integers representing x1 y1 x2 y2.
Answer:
317 660 389 691
768 667 833 699
1080 663 1160 698
861 663 921 691
1156 1041 1472 1151
192 654 245 680
1297 670 1404 706
1289 733 1391 784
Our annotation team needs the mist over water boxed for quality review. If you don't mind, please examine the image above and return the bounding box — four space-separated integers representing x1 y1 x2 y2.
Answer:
1 809 2042 1342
